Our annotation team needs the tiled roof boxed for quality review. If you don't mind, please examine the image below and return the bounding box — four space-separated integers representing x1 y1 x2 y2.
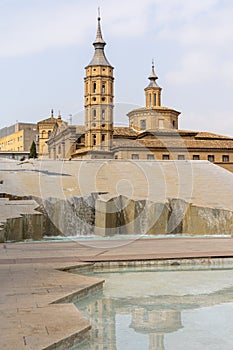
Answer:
137 138 233 150
195 131 233 140
176 130 233 140
113 127 139 137
37 117 57 125
127 106 181 114
112 139 145 149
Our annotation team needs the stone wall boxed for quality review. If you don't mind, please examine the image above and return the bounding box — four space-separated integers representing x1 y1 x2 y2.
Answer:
1 193 233 242
37 194 233 237
3 214 43 241
0 197 44 242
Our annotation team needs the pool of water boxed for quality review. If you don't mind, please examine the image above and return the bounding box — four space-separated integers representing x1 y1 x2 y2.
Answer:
28 233 232 243
71 265 233 350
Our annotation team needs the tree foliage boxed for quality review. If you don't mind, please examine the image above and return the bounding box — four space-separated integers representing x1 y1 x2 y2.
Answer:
29 140 37 159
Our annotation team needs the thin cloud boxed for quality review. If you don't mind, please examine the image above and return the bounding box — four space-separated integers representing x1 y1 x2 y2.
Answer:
156 0 233 86
0 0 154 57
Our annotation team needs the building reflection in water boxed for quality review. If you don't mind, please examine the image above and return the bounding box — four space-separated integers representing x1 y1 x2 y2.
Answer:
130 308 182 350
75 283 233 350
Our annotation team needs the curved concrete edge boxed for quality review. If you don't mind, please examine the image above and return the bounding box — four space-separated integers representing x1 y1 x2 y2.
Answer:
88 257 233 268
21 304 91 350
51 280 104 305
2 238 233 349
0 261 105 350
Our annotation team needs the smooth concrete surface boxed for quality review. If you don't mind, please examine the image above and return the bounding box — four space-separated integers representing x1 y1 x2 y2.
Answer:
1 159 233 240
1 159 233 209
1 238 233 349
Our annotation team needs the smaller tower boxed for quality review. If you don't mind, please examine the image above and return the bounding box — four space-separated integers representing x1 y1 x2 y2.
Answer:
127 60 180 131
145 60 162 108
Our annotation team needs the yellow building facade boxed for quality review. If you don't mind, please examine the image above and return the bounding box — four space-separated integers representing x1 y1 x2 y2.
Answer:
0 130 24 152
0 123 37 159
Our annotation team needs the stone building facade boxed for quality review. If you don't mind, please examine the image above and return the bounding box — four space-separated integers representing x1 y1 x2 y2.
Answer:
37 110 63 158
45 15 233 172
47 123 85 159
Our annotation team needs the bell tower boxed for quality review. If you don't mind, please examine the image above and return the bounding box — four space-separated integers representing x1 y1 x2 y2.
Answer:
84 13 114 154
128 60 180 131
145 60 162 108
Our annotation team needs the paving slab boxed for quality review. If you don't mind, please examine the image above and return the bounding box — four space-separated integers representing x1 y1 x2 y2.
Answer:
0 259 104 350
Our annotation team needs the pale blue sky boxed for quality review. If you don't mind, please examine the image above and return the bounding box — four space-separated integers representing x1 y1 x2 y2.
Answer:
0 0 233 135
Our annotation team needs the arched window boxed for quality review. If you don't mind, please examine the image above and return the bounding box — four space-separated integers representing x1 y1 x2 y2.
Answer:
102 110 105 120
102 84 105 93
48 130 51 138
154 94 156 106
93 109 97 120
93 82 97 93
149 94 152 106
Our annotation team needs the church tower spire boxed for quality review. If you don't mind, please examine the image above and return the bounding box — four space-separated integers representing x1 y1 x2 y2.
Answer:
84 12 114 154
88 12 111 67
145 60 162 108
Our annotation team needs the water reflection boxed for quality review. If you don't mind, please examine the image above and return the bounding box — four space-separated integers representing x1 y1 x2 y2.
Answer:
72 269 233 350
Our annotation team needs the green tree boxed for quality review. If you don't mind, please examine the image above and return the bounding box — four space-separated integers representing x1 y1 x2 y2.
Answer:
29 140 37 159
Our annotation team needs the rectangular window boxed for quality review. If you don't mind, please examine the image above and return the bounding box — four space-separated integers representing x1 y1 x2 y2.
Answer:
102 110 105 120
208 155 215 162
93 82 97 93
222 155 229 162
147 154 154 160
93 109 97 120
178 155 185 160
143 310 149 321
131 154 139 160
102 84 105 93
193 155 200 160
93 134 96 146
140 120 146 130
101 134 106 142
159 119 164 129
162 154 170 160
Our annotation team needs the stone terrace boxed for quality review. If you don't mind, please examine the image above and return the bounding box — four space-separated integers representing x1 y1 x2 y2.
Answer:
1 238 233 349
